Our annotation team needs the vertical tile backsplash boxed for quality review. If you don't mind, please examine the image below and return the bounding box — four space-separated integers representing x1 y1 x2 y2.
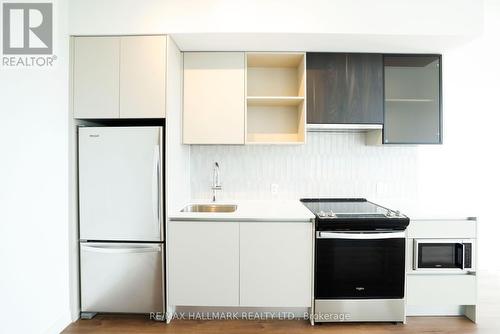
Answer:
190 132 418 201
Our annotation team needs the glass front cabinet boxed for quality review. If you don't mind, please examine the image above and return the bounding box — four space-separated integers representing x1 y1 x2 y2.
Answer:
383 55 442 144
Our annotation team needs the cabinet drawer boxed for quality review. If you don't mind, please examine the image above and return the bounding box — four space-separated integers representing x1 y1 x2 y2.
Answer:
407 275 476 306
408 219 476 239
80 243 164 313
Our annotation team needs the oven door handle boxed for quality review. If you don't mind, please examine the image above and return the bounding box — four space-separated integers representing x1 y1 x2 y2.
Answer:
317 231 406 239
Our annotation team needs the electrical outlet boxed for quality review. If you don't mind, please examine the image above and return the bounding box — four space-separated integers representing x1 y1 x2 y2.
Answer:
271 183 279 195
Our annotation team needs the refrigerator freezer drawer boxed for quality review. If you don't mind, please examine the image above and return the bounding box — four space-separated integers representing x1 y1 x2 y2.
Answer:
79 126 163 241
80 242 164 313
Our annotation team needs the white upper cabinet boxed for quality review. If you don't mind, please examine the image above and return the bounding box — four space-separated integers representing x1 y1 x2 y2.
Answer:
183 52 245 144
120 36 166 118
73 36 167 119
73 37 120 119
182 52 305 145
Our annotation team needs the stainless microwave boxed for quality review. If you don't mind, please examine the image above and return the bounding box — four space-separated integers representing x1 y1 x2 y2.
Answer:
413 239 475 273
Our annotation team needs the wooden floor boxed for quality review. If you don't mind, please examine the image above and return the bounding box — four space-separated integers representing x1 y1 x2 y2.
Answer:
62 315 500 334
63 271 500 334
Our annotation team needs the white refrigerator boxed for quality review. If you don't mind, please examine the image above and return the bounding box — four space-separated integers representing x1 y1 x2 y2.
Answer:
78 126 164 316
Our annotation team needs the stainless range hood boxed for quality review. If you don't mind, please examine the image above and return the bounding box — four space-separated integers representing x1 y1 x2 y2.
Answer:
307 124 383 133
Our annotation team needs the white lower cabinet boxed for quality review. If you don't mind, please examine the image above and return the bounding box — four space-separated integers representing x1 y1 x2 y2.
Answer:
240 222 312 307
407 275 477 306
168 221 240 306
168 221 313 308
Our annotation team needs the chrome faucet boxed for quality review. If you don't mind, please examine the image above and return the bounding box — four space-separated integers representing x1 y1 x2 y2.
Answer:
211 162 222 202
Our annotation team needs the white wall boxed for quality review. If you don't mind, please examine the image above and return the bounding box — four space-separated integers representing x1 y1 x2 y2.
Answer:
417 0 500 269
0 1 71 333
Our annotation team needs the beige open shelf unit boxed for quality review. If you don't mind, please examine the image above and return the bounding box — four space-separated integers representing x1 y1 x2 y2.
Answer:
246 52 306 144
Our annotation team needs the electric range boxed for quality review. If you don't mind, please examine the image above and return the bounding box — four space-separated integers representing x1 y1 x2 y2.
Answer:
301 198 410 324
301 198 409 231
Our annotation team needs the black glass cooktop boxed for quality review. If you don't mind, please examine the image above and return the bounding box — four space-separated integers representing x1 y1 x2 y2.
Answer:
301 198 410 231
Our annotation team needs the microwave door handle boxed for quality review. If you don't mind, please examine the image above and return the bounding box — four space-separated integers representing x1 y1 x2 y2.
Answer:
454 242 465 270
461 243 466 270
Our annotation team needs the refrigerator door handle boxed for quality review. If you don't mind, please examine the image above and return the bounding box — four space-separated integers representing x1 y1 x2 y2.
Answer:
152 144 160 237
156 143 161 233
81 244 161 254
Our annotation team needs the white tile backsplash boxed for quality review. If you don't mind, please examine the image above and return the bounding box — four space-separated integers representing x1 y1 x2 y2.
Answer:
190 132 418 202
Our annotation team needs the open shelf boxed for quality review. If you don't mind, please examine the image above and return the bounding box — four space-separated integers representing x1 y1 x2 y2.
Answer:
247 96 304 107
247 53 304 68
245 53 306 144
246 52 305 97
246 103 305 144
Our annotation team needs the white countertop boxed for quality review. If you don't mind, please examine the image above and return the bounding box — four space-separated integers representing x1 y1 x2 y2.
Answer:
375 199 477 221
169 200 315 222
169 198 476 223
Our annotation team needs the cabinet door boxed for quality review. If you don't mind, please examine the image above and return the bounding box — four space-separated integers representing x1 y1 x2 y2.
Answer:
345 53 383 123
73 37 120 119
384 55 441 144
407 275 476 306
168 221 239 306
307 53 383 124
120 36 166 118
183 52 245 144
240 222 312 307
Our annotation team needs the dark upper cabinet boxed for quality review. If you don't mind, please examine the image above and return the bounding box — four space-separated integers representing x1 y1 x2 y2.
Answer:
307 53 383 124
383 55 442 144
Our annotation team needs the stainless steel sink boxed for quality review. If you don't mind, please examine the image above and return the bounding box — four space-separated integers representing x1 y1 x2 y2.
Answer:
181 204 237 213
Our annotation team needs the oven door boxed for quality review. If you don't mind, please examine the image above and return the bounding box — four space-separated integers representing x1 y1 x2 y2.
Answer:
315 231 406 299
